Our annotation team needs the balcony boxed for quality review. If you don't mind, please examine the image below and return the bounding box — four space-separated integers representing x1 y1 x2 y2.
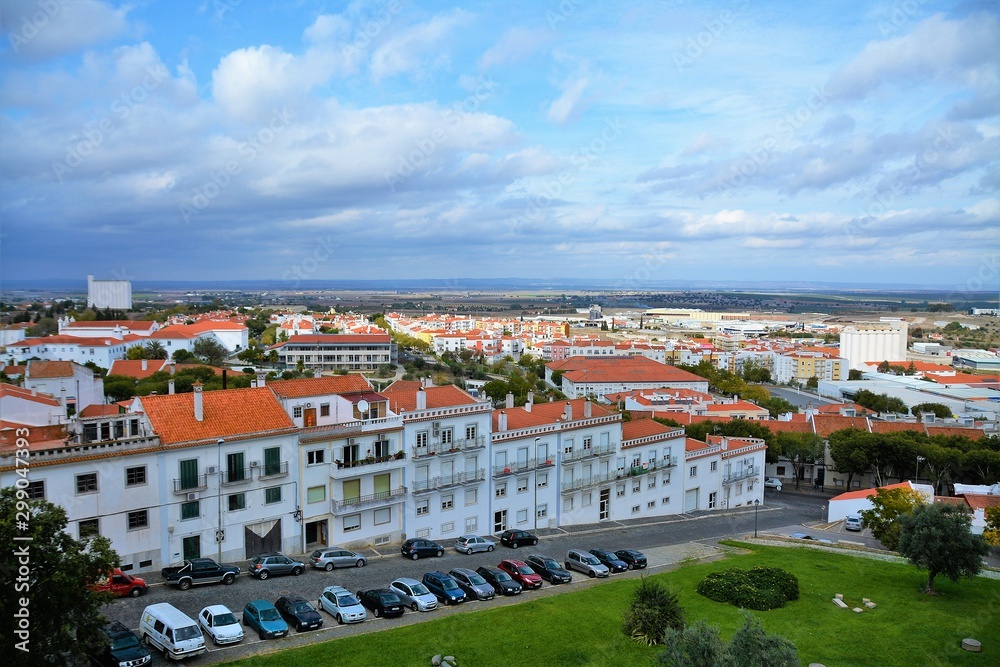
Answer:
172 475 208 494
332 451 406 475
332 486 407 514
221 468 253 487
561 442 616 464
723 466 759 485
625 456 678 477
412 468 487 494
258 461 290 480
561 471 616 494
411 435 486 459
492 457 553 478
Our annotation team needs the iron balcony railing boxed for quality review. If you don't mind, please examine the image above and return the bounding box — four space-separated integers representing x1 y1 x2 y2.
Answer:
258 461 290 479
492 457 555 478
332 486 407 514
333 451 406 472
723 466 759 485
221 467 253 487
411 435 487 459
625 456 679 477
561 442 616 463
561 471 617 494
172 474 208 494
412 468 487 494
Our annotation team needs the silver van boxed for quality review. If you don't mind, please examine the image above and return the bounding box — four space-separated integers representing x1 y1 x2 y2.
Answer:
565 549 610 578
845 514 863 532
139 603 206 661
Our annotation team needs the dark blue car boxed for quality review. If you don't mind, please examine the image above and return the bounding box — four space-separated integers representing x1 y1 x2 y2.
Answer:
422 571 466 605
590 549 628 573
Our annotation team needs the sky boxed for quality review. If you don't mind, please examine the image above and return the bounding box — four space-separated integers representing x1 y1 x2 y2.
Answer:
1 0 998 291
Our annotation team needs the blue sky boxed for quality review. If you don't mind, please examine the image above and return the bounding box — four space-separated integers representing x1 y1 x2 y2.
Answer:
1 0 998 290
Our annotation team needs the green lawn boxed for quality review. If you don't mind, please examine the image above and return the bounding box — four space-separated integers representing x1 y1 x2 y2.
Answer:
222 543 999 667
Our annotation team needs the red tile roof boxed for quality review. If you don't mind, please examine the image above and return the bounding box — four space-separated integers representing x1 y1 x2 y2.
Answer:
926 425 988 439
26 360 75 378
548 357 706 384
830 481 913 501
0 383 61 406
622 419 678 442
108 359 169 379
869 421 925 434
761 420 815 435
962 494 1000 511
140 387 295 446
65 319 156 330
493 399 614 431
79 404 124 418
383 385 479 412
276 334 391 345
267 375 372 399
811 414 870 438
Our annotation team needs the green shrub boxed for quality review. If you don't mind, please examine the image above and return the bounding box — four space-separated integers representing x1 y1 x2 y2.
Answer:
622 577 685 645
696 566 798 611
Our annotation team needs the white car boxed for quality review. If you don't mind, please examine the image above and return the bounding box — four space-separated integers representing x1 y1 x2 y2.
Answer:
198 605 243 646
764 477 783 491
318 585 367 625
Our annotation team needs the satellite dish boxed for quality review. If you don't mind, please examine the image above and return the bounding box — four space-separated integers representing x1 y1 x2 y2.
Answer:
357 399 370 414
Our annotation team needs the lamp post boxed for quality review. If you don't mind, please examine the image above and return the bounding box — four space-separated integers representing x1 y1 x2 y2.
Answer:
915 455 925 484
753 498 760 538
534 437 541 530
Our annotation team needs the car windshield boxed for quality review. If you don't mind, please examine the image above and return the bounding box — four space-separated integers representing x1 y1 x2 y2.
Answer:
259 609 281 622
111 634 140 650
543 560 558 569
495 571 512 582
583 555 600 565
214 613 237 626
175 626 201 641
410 583 430 595
379 594 399 604
337 594 359 606
292 602 312 613
517 566 534 575
441 579 460 590
468 574 487 585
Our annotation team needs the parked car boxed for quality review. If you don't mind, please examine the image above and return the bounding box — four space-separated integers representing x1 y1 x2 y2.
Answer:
499 529 538 549
476 565 522 596
455 534 496 554
845 514 863 531
197 605 243 646
565 549 610 578
138 603 206 660
389 577 438 612
309 546 367 570
449 567 496 601
497 559 542 590
422 571 466 605
614 549 648 570
160 558 239 590
275 594 324 632
356 588 405 618
91 568 148 598
318 585 367 624
242 600 288 639
401 538 445 560
525 554 572 584
90 621 151 667
764 477 783 491
589 549 628 573
247 553 305 579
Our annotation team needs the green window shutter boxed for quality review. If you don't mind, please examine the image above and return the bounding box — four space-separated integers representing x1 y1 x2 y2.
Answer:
374 473 390 497
179 459 198 489
264 447 280 476
343 479 361 502
265 487 282 504
227 452 245 482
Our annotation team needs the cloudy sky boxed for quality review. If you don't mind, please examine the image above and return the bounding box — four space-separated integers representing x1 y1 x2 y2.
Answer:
1 0 998 290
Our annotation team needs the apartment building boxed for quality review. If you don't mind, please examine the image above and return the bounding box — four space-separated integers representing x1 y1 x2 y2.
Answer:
611 419 685 520
546 356 710 398
271 333 396 372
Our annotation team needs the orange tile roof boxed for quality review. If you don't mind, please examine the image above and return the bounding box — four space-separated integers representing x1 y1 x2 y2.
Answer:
108 359 169 379
65 319 156 330
160 320 247 333
267 375 372 399
926 425 987 439
385 380 422 393
811 414 870 438
869 421 925 434
493 399 614 431
26 360 75 378
141 387 295 446
79 404 124 418
830 481 913 501
1 365 26 376
548 357 706 384
622 419 678 442
962 494 1000 511
685 437 711 452
0 383 61 406
704 400 769 413
384 385 479 412
761 420 815 435
816 402 867 414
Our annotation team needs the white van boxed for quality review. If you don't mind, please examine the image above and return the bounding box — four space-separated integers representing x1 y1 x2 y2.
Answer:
139 603 206 660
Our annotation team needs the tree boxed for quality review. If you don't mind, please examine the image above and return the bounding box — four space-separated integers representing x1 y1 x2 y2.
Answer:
774 432 825 490
172 348 195 363
0 486 118 664
898 503 988 594
144 340 168 360
805 376 818 390
724 613 798 666
658 621 724 667
622 577 684 646
126 345 148 360
859 486 925 550
657 614 797 667
963 449 1000 485
192 337 228 365
910 403 953 419
848 369 864 380
983 506 1000 547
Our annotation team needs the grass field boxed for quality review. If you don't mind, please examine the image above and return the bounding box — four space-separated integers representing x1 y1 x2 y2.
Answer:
222 543 999 667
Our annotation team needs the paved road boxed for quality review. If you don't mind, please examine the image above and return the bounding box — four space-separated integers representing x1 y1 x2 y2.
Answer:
104 490 826 665
763 385 838 409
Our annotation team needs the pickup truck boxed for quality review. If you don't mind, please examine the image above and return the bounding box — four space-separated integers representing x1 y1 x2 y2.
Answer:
161 558 240 590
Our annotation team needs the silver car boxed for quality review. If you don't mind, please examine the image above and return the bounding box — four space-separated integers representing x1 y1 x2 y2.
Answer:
448 567 496 601
309 547 368 571
389 577 438 612
317 585 366 624
565 549 610 578
454 534 496 554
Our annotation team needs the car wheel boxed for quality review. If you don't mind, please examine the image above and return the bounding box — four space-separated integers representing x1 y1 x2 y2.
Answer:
532 539 538 546
163 646 172 661
142 633 151 647
130 587 143 597
324 563 334 572
411 603 418 612
213 637 220 646
627 563 634 570
336 614 344 625
258 570 269 580
223 573 235 585
356 559 366 568
411 553 419 561
487 545 494 552
436 550 444 558
258 631 266 640
292 567 303 576
373 608 381 618
589 571 596 578
178 579 191 591
511 542 518 549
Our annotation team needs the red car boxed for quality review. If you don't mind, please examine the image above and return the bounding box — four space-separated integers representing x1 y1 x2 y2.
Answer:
92 568 148 598
497 559 542 590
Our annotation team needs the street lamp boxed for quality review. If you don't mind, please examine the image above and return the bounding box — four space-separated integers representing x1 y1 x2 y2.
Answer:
753 498 760 538
534 437 541 530
915 455 925 483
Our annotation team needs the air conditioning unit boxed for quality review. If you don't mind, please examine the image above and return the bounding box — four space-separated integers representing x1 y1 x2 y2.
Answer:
206 465 218 475
186 492 200 501
348 438 357 447
250 461 260 468
432 421 441 429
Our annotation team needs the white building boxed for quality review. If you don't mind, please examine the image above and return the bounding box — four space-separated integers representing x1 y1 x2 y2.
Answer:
839 322 908 370
4 334 144 367
0 383 65 426
87 274 132 310
682 434 767 512
23 360 105 415
546 357 710 399
609 420 685 521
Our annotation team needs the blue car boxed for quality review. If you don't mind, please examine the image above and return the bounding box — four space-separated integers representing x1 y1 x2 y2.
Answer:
242 600 288 640
589 549 628 573
421 571 466 605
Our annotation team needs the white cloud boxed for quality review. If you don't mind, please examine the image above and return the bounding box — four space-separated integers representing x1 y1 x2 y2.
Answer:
479 27 550 69
4 0 130 60
369 10 474 83
546 75 590 125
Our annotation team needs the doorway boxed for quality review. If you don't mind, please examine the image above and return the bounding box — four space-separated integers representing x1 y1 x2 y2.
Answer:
182 535 200 560
685 488 699 513
599 488 610 520
493 509 507 533
305 519 328 548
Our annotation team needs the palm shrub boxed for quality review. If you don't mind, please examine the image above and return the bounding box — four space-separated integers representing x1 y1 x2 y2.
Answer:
622 577 685 645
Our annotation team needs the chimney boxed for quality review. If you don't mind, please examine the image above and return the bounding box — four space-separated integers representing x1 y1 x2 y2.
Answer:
584 400 592 418
256 372 266 388
505 393 514 409
193 383 204 422
169 363 176 375
416 387 427 410
60 387 67 413
497 410 507 432
222 369 227 390
168 379 175 395
564 401 572 421
141 358 148 371
525 392 533 413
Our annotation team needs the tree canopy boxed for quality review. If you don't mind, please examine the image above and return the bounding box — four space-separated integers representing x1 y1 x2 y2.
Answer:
859 486 925 550
898 503 988 594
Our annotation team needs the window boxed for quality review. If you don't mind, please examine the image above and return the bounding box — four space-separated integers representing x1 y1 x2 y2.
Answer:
79 518 99 539
516 509 528 524
181 501 199 520
465 516 478 533
565 497 574 511
265 486 282 504
583 436 592 451
320 403 330 417
632 505 641 514
776 465 786 476
127 510 148 530
537 472 548 489
76 472 98 494
441 494 454 511
307 450 325 465
226 452 245 483
263 447 281 476
632 483 640 494
416 431 428 448
293 406 303 418
564 439 574 455
417 499 429 515
373 439 390 459
517 478 528 493
582 492 592 507
465 424 477 440
648 477 656 489
495 482 507 498
736 483 743 495
343 514 361 532
708 492 717 509
537 503 548 519
228 493 246 511
662 496 671 505
710 461 717 472
307 485 326 503
374 507 391 525
616 484 625 497
440 428 453 445
465 488 478 506
689 466 697 478
25 481 44 500
179 458 199 490
125 466 146 486
416 528 431 538
441 521 455 533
